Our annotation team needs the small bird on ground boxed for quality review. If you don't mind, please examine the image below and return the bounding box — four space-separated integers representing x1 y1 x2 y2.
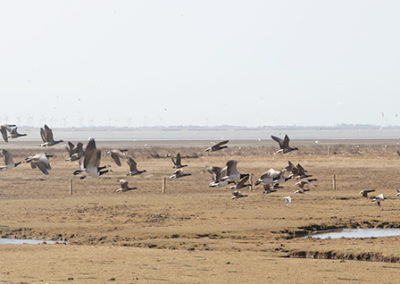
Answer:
115 179 137 192
205 140 229 152
271 134 298 154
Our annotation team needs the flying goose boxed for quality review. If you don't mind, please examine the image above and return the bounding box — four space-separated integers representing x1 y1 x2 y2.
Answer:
263 183 277 194
359 189 375 198
294 188 309 194
73 138 112 178
169 169 191 179
207 166 228 187
284 196 292 206
231 191 248 200
115 179 137 192
126 157 147 176
171 153 187 168
8 127 27 139
107 149 128 166
396 189 400 196
295 178 317 188
372 193 384 207
0 124 16 142
221 160 243 182
25 153 52 175
40 124 64 146
65 142 84 161
205 140 229 152
255 168 287 185
271 134 298 154
0 149 22 169
230 175 251 190
293 163 312 180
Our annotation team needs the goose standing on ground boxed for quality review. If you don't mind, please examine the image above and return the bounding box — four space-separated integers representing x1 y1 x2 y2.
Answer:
126 157 147 176
73 138 112 178
359 189 375 198
107 149 128 166
205 140 229 152
0 149 22 169
40 124 64 146
372 193 384 207
171 153 187 168
207 166 228 187
0 124 16 143
271 134 298 154
25 153 52 175
169 169 191 179
65 142 84 161
232 191 248 200
115 179 137 192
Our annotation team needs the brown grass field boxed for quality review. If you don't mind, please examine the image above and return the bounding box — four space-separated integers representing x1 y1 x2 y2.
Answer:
1 140 400 283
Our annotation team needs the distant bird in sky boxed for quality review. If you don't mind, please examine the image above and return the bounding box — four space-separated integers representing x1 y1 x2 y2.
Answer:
40 124 64 146
205 140 229 152
115 179 137 192
271 134 298 154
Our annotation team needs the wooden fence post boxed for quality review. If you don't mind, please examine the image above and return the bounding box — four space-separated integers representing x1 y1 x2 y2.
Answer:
332 174 336 190
69 179 73 195
162 177 166 193
249 174 253 192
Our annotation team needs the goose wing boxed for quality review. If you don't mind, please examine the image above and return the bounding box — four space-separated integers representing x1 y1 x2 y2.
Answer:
226 160 239 176
0 126 8 142
282 134 290 148
40 127 47 143
271 135 284 148
43 125 55 143
127 157 138 171
84 139 100 170
236 175 249 187
119 179 129 189
214 140 229 147
65 142 75 156
207 166 222 182
2 149 14 165
111 152 122 166
176 153 182 165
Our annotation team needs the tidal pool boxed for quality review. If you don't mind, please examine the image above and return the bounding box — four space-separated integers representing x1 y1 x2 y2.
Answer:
0 238 66 244
309 228 400 239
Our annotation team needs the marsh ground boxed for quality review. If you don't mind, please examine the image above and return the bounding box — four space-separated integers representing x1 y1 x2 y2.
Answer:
1 140 400 283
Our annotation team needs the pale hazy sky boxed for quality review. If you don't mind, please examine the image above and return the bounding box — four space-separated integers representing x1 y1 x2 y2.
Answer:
1 1 400 127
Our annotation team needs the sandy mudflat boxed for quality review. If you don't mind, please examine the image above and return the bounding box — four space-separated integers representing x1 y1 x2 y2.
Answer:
1 141 400 282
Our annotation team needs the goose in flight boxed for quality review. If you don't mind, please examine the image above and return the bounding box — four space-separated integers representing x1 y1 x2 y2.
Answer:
0 124 16 142
284 196 292 206
65 142 84 161
295 178 317 189
289 163 312 180
0 149 22 169
205 140 229 152
360 189 375 198
115 179 137 192
230 175 251 190
271 134 298 154
107 149 128 166
73 138 112 178
372 193 384 207
171 153 187 168
263 183 277 194
40 124 63 146
126 157 146 176
221 160 244 182
8 127 27 139
169 169 191 179
294 188 309 194
25 153 52 175
255 168 287 185
207 166 228 187
231 191 248 200
396 189 400 196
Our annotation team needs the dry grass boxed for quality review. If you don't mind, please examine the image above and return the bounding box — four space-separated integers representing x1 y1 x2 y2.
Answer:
1 141 400 282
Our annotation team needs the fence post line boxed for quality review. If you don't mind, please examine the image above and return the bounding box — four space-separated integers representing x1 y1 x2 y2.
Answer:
69 179 73 195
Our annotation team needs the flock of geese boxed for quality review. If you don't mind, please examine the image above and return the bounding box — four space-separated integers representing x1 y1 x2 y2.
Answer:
0 124 396 205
